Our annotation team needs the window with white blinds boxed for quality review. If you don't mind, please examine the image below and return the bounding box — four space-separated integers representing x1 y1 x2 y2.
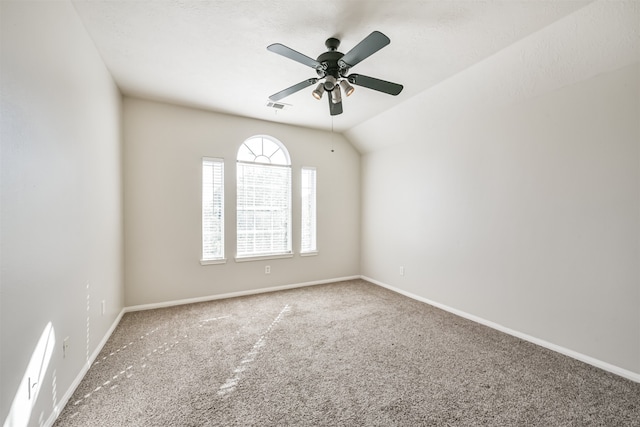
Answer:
236 136 292 259
201 157 225 263
301 167 317 254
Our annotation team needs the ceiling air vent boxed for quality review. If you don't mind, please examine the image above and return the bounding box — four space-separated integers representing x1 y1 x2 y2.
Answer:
266 101 288 110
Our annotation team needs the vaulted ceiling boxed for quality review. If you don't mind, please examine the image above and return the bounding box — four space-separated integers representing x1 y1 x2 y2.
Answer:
71 0 591 133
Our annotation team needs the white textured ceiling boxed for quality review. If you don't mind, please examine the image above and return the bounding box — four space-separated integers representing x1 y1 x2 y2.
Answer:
71 0 592 133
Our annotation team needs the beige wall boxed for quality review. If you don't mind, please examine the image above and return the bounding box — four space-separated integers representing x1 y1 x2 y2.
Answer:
348 1 640 377
1 1 124 426
123 98 360 307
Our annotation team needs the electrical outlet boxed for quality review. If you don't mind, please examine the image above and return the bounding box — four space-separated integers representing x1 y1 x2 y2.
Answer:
400 266 405 276
101 300 106 315
265 265 271 274
63 337 70 358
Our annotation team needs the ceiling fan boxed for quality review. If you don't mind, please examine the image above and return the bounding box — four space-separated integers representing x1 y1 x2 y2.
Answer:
267 31 403 116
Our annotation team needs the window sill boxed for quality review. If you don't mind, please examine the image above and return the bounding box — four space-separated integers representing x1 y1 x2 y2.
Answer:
300 251 318 257
235 253 294 263
200 258 227 266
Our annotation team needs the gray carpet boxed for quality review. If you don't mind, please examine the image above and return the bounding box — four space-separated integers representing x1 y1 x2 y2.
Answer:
54 279 640 426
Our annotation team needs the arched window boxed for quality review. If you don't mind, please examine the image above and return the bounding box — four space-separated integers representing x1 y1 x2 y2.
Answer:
236 136 292 259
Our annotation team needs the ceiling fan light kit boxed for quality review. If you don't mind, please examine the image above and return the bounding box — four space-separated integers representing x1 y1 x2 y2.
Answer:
267 31 403 116
312 83 325 100
339 80 355 97
331 85 342 104
323 75 337 91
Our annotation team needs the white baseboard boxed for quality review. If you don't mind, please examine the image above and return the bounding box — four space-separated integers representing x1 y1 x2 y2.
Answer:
362 275 640 384
125 275 361 312
44 308 126 427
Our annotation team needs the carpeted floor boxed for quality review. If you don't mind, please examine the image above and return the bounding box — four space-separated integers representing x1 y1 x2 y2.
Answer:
54 279 640 426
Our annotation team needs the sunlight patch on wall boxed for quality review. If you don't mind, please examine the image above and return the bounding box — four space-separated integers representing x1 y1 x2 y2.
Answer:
3 322 56 427
86 284 90 363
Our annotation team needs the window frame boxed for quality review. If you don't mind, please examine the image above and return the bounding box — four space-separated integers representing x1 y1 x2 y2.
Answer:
300 166 318 256
201 157 226 265
235 136 293 262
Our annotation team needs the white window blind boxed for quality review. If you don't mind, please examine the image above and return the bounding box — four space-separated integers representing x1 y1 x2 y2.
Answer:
237 136 292 259
301 167 317 253
202 158 224 262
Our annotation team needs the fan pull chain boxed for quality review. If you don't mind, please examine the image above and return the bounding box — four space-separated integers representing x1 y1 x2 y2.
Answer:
331 116 335 153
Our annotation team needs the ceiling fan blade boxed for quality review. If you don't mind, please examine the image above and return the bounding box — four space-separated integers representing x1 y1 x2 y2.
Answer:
328 95 343 116
347 74 403 96
339 31 390 68
267 43 322 70
269 78 318 101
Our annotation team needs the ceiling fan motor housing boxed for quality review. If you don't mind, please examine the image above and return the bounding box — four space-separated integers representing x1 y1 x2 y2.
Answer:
316 43 350 91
